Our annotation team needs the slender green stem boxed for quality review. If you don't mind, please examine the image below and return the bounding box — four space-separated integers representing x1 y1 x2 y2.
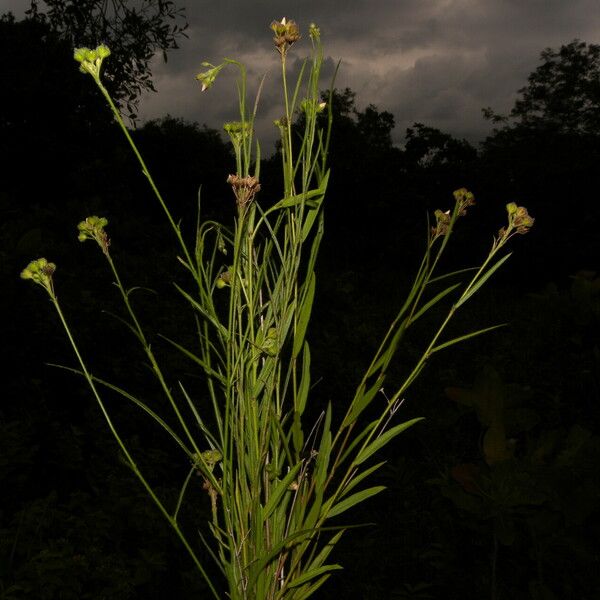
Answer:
93 78 196 275
104 251 224 492
47 292 221 599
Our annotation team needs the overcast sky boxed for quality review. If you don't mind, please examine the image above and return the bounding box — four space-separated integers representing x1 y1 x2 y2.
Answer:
3 0 600 152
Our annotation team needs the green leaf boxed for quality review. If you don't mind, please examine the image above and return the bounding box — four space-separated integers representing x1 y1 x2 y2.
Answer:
339 420 377 466
302 169 329 241
430 323 506 354
293 271 316 358
174 283 227 338
160 335 225 384
248 527 323 590
252 356 277 398
287 564 343 588
292 574 331 600
327 486 386 518
340 461 386 499
354 418 424 466
306 530 344 571
270 186 324 211
409 282 461 324
313 409 332 489
263 462 302 520
48 364 190 454
455 253 512 308
343 374 385 427
296 342 311 416
365 320 407 379
427 266 478 284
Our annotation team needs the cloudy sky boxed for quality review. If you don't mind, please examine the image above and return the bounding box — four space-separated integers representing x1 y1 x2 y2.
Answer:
3 0 600 152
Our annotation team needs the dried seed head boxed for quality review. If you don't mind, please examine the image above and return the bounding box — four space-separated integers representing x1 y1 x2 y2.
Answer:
453 187 475 215
270 17 300 55
507 204 535 234
431 208 451 237
227 174 261 210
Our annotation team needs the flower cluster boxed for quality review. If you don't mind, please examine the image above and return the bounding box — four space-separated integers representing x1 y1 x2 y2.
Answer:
453 187 476 215
270 17 300 55
431 209 452 237
430 188 476 239
215 268 232 289
226 174 261 211
77 216 110 255
300 98 327 116
223 121 253 146
308 22 321 41
273 116 290 131
20 258 56 294
505 202 535 234
496 203 535 242
73 45 111 79
195 62 224 92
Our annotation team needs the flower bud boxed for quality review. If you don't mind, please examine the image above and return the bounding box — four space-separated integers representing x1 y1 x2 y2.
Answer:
73 47 89 63
96 45 111 59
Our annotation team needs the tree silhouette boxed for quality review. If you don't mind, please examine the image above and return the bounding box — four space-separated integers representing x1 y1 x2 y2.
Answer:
480 40 600 281
483 39 600 135
25 0 188 117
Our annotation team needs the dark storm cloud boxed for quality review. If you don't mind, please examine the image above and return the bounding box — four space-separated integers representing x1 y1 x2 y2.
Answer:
135 0 600 151
2 0 600 150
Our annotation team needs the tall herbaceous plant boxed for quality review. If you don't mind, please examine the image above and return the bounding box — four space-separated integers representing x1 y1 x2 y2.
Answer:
21 18 534 600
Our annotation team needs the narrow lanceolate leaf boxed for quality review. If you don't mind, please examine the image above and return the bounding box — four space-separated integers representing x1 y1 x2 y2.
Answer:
327 486 386 518
313 423 332 490
302 169 329 241
248 527 324 590
340 461 386 499
291 573 331 600
269 186 325 211
455 252 512 308
263 462 302 520
160 335 225 384
286 563 343 588
306 530 345 572
296 342 311 416
354 418 424 466
48 364 190 454
293 270 316 358
252 355 276 399
339 420 377 466
173 282 227 338
430 323 506 354
409 282 462 324
427 266 479 284
343 374 385 427
365 319 407 379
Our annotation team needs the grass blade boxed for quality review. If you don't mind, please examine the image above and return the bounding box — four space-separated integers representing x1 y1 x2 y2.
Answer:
455 252 512 308
354 418 424 466
431 323 507 354
327 486 386 518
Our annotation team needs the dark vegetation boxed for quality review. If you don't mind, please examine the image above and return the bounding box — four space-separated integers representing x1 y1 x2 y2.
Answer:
1 6 599 599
